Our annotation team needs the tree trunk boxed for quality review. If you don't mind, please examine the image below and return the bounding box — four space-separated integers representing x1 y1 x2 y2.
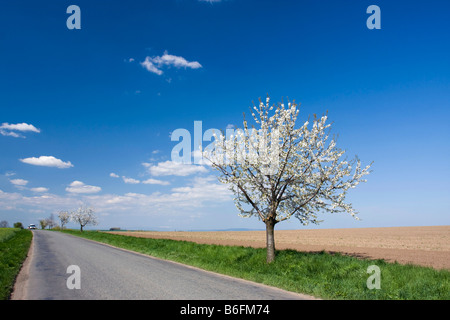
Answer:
265 217 276 263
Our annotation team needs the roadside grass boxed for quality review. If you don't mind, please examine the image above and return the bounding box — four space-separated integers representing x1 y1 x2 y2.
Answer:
0 228 17 243
61 230 449 300
0 228 32 300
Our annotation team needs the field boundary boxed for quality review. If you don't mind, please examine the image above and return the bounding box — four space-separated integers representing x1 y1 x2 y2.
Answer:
108 226 450 270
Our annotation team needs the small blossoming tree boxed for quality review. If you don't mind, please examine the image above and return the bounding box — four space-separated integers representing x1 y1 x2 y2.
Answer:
71 205 98 232
204 96 372 263
58 211 71 229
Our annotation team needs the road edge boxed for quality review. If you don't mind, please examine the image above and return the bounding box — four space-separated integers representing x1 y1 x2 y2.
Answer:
10 230 34 300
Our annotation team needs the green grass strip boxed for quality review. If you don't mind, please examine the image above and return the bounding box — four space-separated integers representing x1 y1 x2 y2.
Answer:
0 228 32 300
0 228 18 243
61 230 449 300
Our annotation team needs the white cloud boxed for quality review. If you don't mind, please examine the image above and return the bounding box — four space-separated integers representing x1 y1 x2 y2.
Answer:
0 189 80 214
110 173 119 178
66 181 101 194
30 187 49 193
140 57 163 75
142 178 170 186
1 122 40 132
170 176 231 202
122 176 140 184
152 51 202 69
140 51 202 75
9 179 29 186
113 174 169 185
199 0 222 3
143 160 208 176
0 130 22 138
0 122 40 138
20 156 73 169
89 175 230 212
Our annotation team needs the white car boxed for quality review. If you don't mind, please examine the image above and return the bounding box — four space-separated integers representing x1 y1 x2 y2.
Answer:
28 224 37 230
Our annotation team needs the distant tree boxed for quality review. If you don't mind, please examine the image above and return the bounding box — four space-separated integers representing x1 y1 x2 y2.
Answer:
58 211 70 229
13 222 24 229
46 213 57 229
39 219 48 229
204 96 372 263
71 205 98 232
0 220 9 228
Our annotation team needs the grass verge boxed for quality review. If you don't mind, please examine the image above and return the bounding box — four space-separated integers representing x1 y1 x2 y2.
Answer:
0 228 32 300
61 229 449 300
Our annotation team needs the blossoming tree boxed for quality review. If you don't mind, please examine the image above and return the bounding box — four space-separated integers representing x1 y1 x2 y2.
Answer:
204 97 372 263
58 211 71 229
71 205 98 232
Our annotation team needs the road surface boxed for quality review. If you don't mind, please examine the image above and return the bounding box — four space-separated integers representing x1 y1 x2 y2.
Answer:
13 230 314 300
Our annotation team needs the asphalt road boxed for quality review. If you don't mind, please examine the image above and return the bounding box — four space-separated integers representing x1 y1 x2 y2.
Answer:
13 230 313 300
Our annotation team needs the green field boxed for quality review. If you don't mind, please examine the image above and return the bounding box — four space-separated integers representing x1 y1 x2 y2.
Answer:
62 229 450 300
0 228 32 300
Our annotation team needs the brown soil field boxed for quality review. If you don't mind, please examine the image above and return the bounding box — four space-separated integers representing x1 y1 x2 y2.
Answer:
108 226 450 270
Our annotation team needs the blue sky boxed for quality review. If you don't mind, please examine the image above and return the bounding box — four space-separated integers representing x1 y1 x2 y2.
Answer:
0 0 449 230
